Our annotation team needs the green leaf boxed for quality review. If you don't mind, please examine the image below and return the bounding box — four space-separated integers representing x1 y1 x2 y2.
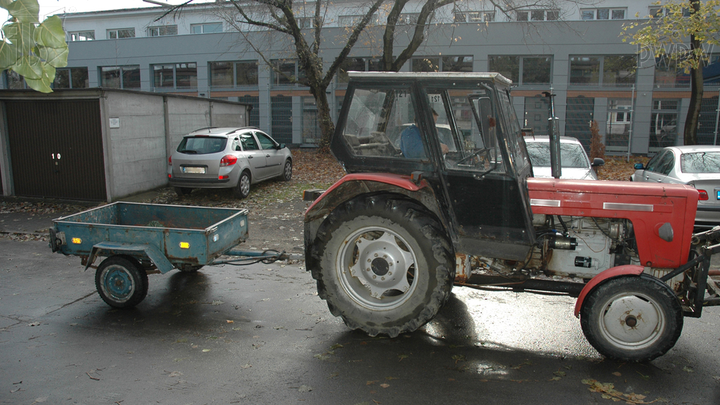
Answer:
0 40 18 69
12 52 42 79
23 75 52 92
5 0 40 24
34 16 66 48
38 44 68 67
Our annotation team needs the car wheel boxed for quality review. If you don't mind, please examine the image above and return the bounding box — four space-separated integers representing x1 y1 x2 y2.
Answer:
580 274 683 362
282 159 292 181
174 187 192 196
234 171 251 199
312 196 455 337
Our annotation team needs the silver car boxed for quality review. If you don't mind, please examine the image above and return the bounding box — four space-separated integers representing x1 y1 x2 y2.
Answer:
525 135 604 180
168 127 292 198
631 145 720 229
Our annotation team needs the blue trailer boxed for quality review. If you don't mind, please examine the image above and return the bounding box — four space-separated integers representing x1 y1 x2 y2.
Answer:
49 202 282 308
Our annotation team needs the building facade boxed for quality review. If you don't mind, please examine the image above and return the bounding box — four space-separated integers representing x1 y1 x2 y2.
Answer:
5 0 720 154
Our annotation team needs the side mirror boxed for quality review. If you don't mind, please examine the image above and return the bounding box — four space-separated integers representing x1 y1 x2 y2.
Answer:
277 143 286 150
592 158 605 167
634 163 644 170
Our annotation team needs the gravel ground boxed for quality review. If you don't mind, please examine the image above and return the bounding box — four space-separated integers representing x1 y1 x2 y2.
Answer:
0 151 640 247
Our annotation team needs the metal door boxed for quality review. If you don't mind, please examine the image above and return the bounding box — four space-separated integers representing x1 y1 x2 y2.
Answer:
6 100 106 200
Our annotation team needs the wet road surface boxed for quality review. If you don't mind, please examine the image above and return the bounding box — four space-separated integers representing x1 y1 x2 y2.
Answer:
1 240 719 404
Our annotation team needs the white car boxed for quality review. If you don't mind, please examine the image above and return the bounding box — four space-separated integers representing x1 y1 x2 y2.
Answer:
168 127 292 198
524 135 604 180
631 145 720 229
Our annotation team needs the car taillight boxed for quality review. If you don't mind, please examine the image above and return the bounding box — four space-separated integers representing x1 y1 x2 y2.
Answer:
220 155 237 167
168 156 172 165
698 190 709 200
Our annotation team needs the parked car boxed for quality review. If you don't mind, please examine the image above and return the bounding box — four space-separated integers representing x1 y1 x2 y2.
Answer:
631 145 720 229
524 135 604 180
168 127 292 198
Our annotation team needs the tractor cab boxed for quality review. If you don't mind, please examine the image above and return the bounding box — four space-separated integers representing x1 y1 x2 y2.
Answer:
330 72 535 260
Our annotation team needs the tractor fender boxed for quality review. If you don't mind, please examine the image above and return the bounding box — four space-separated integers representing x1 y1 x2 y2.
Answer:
305 173 439 223
303 173 446 272
574 265 645 318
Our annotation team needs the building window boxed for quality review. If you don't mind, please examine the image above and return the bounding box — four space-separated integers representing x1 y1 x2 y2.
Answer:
442 56 473 72
271 60 304 86
409 56 474 73
398 13 420 25
297 17 314 28
107 28 135 39
338 57 368 83
581 8 626 20
338 15 362 26
68 31 94 41
100 65 140 89
650 99 680 150
191 23 222 34
602 55 636 86
209 61 259 88
148 25 178 37
606 99 633 152
153 63 197 89
412 57 440 72
569 55 636 87
54 67 89 89
489 55 552 85
654 56 691 88
454 11 495 23
517 10 559 21
5 70 27 89
302 97 321 144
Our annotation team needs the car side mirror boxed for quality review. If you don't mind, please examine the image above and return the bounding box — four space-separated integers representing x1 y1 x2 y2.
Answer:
277 143 286 150
634 163 644 170
592 158 605 167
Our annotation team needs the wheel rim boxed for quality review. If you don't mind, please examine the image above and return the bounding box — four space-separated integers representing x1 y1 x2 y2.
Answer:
598 291 666 351
336 225 418 310
239 174 250 196
284 161 292 179
100 265 135 303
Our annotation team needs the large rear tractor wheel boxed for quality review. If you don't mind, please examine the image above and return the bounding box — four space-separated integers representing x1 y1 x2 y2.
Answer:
95 256 149 309
313 196 454 337
580 275 683 362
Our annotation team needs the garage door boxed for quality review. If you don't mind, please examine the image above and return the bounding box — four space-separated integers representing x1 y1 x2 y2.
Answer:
6 100 106 200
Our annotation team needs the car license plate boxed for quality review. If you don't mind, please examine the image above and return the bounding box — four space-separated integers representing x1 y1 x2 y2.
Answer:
182 167 206 174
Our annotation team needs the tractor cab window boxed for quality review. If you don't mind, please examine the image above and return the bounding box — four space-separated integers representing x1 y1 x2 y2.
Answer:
437 88 507 174
341 87 417 159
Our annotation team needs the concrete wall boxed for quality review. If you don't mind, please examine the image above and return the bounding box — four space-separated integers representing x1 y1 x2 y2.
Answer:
101 91 249 201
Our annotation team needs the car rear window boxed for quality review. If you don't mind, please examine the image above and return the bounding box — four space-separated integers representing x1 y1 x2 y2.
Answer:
681 152 720 173
177 136 227 154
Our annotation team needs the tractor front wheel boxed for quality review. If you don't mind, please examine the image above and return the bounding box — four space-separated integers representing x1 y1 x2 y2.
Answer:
580 275 683 362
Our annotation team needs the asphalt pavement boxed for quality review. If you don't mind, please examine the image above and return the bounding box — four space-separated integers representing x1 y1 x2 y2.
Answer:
1 235 720 404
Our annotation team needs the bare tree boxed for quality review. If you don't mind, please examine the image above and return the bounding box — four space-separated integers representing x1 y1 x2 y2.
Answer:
171 0 598 149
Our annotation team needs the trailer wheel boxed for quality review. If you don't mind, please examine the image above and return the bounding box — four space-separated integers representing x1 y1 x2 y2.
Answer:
313 196 454 337
95 256 149 309
580 275 683 362
234 171 251 199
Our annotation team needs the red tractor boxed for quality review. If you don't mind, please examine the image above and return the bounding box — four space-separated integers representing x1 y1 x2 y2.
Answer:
303 72 720 362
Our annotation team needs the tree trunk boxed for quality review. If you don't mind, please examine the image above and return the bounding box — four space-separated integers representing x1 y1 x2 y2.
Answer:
683 0 703 146
684 61 703 146
314 89 335 151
